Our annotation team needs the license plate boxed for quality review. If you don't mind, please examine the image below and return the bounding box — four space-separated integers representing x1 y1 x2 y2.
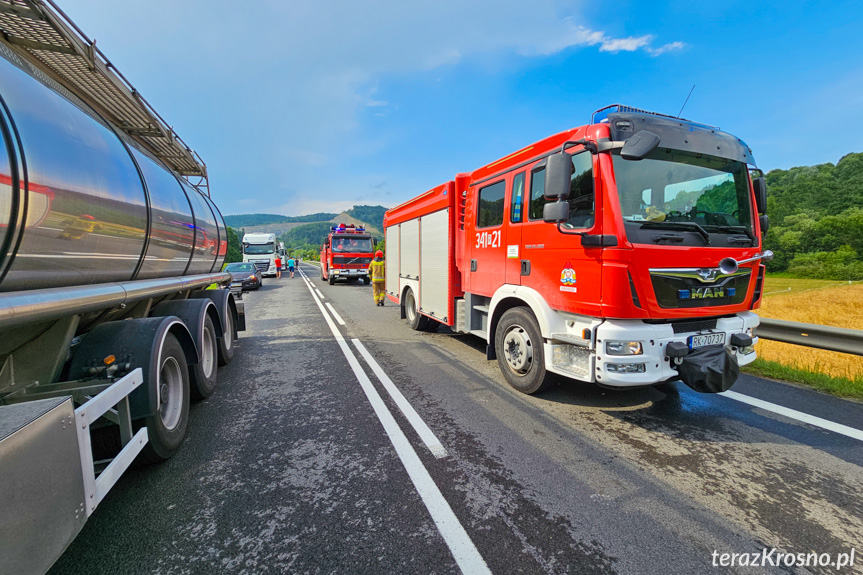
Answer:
688 333 726 349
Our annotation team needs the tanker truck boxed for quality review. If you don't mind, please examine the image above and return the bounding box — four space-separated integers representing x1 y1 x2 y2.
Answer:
0 4 245 573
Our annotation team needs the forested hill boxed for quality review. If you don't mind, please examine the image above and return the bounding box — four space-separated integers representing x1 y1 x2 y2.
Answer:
224 212 337 227
225 205 387 231
765 151 863 279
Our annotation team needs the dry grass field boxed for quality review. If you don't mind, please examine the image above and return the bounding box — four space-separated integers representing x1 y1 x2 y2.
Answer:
755 278 863 381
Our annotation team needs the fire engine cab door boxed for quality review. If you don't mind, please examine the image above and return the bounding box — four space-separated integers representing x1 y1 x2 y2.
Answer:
505 171 527 285
518 151 602 316
466 178 509 297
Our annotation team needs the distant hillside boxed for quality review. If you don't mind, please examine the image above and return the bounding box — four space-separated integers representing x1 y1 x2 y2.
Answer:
224 212 337 228
345 205 387 232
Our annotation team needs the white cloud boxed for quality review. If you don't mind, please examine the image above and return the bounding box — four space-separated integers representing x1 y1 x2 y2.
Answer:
647 41 688 56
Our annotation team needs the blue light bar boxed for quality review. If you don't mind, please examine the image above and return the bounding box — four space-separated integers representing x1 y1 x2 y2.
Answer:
591 104 717 130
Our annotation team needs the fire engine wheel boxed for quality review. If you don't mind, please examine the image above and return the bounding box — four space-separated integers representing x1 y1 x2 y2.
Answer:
363 276 370 285
495 308 551 394
139 333 191 462
404 288 429 330
329 274 335 285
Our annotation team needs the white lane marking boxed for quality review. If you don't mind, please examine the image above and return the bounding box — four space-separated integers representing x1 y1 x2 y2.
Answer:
300 276 490 575
352 339 448 459
720 390 863 442
325 303 346 326
315 289 326 299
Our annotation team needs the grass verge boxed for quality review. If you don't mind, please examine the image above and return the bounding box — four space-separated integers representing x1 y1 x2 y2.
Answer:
743 358 863 400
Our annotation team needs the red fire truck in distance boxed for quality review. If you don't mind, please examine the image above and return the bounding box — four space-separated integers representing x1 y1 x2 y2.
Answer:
384 105 772 395
320 223 376 285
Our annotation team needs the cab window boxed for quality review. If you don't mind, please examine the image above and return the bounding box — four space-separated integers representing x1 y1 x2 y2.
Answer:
528 152 595 228
477 180 506 228
510 172 525 223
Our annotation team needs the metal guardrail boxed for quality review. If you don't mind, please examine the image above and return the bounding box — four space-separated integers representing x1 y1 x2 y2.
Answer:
756 318 863 356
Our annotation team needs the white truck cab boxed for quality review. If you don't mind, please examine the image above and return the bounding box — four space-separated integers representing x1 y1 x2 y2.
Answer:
242 232 279 277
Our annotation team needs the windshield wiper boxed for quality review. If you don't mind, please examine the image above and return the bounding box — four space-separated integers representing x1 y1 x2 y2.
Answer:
707 225 756 245
640 221 710 245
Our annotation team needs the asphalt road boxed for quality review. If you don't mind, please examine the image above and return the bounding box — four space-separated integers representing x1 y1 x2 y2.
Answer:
51 262 863 575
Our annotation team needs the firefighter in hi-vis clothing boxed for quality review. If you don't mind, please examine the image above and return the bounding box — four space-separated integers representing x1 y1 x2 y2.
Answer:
369 250 386 306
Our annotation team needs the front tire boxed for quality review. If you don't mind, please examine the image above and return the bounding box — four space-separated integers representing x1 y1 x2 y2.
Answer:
328 274 335 285
494 307 551 394
139 333 191 462
404 288 428 331
363 276 370 285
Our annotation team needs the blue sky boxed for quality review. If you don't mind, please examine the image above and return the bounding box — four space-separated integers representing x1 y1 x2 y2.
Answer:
59 0 863 216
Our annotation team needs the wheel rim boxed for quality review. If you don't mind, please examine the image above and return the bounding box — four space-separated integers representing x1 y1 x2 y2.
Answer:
201 325 215 377
405 291 416 322
223 312 234 351
159 356 183 430
503 324 533 375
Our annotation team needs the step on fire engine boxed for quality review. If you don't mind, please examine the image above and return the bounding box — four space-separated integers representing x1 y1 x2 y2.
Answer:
320 223 376 285
384 105 772 394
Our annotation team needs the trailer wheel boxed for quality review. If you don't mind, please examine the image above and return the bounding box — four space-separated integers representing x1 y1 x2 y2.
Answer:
404 288 429 331
139 333 190 462
217 305 235 366
495 307 551 394
191 314 218 400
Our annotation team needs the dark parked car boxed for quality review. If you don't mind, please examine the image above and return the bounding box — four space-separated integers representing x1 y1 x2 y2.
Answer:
224 262 262 291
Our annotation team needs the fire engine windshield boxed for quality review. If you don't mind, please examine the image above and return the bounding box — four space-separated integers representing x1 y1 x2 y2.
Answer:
331 237 373 252
612 148 755 245
243 242 275 254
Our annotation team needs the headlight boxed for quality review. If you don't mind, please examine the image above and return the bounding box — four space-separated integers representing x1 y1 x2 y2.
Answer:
605 341 643 355
249 275 256 281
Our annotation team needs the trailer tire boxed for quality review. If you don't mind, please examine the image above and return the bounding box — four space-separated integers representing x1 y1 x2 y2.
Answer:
404 288 429 331
139 333 191 462
217 305 235 366
495 307 551 394
191 314 218 400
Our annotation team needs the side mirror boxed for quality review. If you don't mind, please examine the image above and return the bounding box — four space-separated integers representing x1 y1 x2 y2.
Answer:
759 215 770 234
620 130 660 161
542 153 573 201
753 177 767 214
542 201 569 223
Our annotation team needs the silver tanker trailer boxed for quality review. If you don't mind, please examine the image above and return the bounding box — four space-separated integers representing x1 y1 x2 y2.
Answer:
0 3 245 573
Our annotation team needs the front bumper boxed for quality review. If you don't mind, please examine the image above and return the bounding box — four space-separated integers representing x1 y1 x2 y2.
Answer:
546 312 759 389
331 268 368 277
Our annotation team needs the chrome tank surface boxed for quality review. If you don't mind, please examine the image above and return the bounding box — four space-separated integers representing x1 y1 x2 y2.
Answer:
0 44 225 292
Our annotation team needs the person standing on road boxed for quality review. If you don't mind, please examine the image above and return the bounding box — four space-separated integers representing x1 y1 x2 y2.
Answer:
368 250 386 306
287 257 296 279
274 256 282 279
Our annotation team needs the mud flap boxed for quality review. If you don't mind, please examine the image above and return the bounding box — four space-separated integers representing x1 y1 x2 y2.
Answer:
677 345 740 393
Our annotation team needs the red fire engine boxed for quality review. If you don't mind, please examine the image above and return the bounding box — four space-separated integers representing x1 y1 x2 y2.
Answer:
320 223 376 285
384 105 772 394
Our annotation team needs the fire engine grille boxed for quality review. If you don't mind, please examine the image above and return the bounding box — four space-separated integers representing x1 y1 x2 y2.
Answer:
333 256 372 266
671 319 718 334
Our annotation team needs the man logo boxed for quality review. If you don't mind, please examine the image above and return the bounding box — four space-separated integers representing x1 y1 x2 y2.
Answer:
697 268 718 282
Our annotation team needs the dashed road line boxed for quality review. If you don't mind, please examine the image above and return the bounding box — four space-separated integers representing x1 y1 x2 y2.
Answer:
299 268 490 575
325 302 346 326
352 339 448 459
